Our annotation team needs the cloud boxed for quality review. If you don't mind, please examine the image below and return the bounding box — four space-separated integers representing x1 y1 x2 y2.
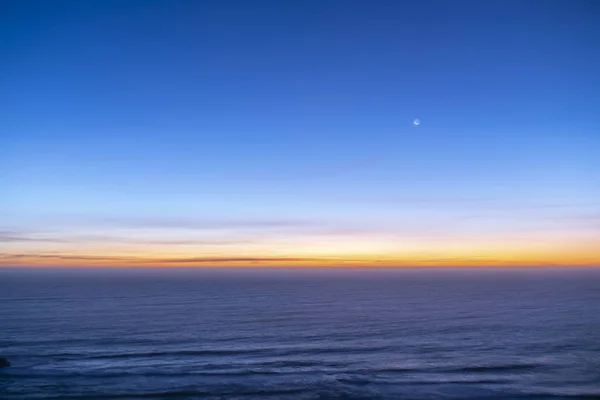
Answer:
0 252 327 266
0 252 578 267
81 216 321 231
0 223 381 248
451 212 600 231
0 230 68 243
0 253 129 261
2 215 451 246
147 256 321 264
0 231 261 246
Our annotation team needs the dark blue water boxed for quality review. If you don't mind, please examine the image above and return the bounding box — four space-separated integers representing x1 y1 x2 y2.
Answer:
1 268 599 400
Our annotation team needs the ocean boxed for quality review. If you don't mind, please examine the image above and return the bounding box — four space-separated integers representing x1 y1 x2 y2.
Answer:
1 267 599 400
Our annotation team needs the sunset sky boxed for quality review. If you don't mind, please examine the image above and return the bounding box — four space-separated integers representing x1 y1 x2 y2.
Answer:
2 0 599 267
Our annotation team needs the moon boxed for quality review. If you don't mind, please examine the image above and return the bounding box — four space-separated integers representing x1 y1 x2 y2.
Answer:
413 119 420 126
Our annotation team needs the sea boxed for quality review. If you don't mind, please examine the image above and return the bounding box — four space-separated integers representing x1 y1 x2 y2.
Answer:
1 267 599 400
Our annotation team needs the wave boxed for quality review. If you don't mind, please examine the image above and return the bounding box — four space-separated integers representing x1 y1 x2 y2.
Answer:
53 348 267 360
270 344 394 357
38 387 308 400
47 344 394 361
441 363 540 373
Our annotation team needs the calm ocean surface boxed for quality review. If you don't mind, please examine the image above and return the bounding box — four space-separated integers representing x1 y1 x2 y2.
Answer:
1 267 599 400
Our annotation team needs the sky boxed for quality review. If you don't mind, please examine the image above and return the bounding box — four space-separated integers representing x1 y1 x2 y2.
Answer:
1 0 599 267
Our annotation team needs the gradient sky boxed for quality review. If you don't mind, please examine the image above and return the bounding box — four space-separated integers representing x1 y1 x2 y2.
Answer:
1 0 599 267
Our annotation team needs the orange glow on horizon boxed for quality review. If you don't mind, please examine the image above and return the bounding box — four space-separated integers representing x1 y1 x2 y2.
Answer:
2 248 599 268
3 228 599 268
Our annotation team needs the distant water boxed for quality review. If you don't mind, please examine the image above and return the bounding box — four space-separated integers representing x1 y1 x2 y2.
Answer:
1 267 600 400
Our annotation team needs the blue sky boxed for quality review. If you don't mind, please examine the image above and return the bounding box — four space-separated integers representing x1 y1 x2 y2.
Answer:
1 0 599 266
